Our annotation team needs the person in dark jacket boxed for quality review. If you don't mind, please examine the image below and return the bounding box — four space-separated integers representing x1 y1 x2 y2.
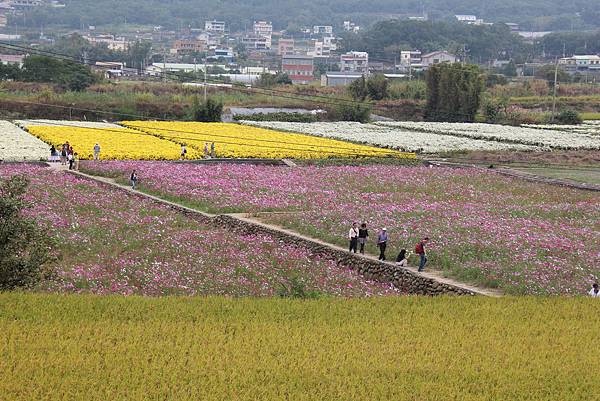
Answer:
130 170 138 190
396 249 408 267
358 223 369 254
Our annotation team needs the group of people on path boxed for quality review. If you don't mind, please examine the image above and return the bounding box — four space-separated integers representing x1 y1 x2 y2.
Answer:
348 222 429 272
179 143 215 160
49 142 79 170
50 142 102 168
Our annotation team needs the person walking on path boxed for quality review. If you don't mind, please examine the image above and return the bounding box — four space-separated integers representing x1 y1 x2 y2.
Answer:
60 144 67 165
49 145 58 162
415 237 429 272
93 143 101 160
67 152 74 170
130 170 138 190
590 283 600 298
204 142 209 159
396 249 409 267
348 222 359 253
180 144 187 160
377 228 388 261
358 223 369 254
210 142 216 158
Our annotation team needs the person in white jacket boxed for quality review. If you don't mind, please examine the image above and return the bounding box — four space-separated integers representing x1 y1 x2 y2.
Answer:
589 283 600 298
348 222 359 253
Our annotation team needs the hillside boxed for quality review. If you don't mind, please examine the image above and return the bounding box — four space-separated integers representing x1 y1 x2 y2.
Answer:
20 0 600 32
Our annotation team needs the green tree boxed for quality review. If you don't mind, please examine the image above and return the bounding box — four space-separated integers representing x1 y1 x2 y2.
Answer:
502 60 518 77
347 76 368 101
425 63 483 122
21 55 97 91
0 63 21 81
126 40 152 71
366 74 388 100
535 65 570 86
0 175 55 290
190 97 223 122
334 102 371 123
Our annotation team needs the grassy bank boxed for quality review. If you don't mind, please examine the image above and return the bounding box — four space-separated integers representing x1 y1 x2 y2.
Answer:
1 293 599 400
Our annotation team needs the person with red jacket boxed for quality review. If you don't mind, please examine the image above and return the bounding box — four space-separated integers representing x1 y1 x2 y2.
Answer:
415 237 429 272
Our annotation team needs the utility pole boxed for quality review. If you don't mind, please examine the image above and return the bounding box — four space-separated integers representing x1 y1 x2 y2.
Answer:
163 49 166 82
203 64 207 102
550 57 559 123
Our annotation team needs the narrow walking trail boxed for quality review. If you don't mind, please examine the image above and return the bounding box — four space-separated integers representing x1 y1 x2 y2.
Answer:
48 162 501 297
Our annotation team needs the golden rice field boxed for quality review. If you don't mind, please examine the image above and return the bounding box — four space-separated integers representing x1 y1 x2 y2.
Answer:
1 294 598 401
121 121 413 159
26 125 199 160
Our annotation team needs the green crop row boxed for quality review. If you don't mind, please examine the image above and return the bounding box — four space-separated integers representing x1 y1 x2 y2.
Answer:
1 294 599 400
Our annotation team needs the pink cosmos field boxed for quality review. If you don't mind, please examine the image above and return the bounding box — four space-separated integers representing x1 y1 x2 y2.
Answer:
0 163 399 297
82 161 600 295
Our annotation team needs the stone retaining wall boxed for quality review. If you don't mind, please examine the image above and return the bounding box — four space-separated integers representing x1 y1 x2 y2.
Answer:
69 170 484 297
214 215 478 296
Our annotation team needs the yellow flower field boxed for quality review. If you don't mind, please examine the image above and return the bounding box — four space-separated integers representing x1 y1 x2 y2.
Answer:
121 121 415 159
26 125 198 160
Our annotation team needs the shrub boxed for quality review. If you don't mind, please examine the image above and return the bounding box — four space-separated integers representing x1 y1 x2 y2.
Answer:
333 102 371 123
190 97 223 122
554 109 583 125
0 175 55 290
277 274 321 299
482 100 501 123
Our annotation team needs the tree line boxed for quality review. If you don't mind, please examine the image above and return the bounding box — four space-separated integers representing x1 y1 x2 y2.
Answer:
0 55 98 91
13 0 600 32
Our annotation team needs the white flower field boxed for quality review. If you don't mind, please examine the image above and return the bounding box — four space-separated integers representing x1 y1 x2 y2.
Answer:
244 120 600 152
242 121 537 153
0 121 49 161
376 122 600 150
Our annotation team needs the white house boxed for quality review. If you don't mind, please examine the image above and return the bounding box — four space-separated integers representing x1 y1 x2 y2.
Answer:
455 15 485 25
205 20 226 33
559 55 600 71
0 54 25 66
253 21 273 37
421 51 458 68
340 51 368 74
313 25 333 35
397 50 423 72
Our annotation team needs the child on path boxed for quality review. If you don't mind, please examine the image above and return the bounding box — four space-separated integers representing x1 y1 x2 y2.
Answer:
358 223 369 254
348 222 359 253
67 152 74 170
396 249 409 267
130 170 138 190
415 237 429 272
377 228 388 261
